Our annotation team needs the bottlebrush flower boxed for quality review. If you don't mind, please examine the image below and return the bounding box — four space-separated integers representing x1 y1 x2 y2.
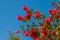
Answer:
16 16 23 20
16 1 60 40
40 27 46 32
44 30 49 35
48 8 57 14
56 13 60 18
39 22 43 26
36 37 42 40
49 16 53 21
33 10 40 18
31 27 36 32
30 32 37 39
25 11 31 20
22 30 30 36
48 38 53 40
57 6 60 9
44 16 52 24
41 33 46 38
22 6 28 11
16 30 20 33
51 29 57 35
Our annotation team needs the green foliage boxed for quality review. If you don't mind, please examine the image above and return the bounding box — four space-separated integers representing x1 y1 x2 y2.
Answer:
5 31 22 40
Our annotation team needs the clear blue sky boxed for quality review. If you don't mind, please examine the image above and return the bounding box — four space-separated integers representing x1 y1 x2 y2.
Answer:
0 0 56 40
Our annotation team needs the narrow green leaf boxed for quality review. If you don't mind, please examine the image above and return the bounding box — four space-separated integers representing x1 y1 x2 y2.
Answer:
26 24 30 29
20 26 24 30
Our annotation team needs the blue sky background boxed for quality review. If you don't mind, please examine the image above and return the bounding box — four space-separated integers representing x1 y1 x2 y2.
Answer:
0 0 57 40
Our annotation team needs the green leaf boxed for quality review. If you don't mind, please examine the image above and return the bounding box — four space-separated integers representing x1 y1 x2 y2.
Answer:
26 24 30 29
5 32 22 40
35 17 40 21
57 2 60 4
22 19 28 22
48 34 52 38
20 26 24 30
29 8 33 13
40 14 45 19
31 22 37 27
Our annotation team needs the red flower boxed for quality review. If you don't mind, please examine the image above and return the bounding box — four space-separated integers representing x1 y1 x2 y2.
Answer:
22 6 28 11
56 13 60 18
16 16 23 20
36 37 42 40
44 30 49 35
33 10 40 18
51 29 57 35
39 22 43 26
48 38 53 40
25 11 31 20
22 30 30 36
49 16 53 21
16 30 20 33
35 10 40 13
44 17 52 23
41 33 46 38
31 27 36 32
30 32 37 39
48 8 57 14
40 27 46 32
57 6 60 9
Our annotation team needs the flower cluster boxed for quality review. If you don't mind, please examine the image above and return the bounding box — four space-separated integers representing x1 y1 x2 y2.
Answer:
16 1 60 40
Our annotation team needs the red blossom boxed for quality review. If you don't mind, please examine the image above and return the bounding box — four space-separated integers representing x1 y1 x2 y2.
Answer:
41 33 46 38
36 37 42 40
51 29 57 35
40 27 46 32
56 13 60 18
48 38 54 40
39 22 43 26
16 1 60 40
25 11 31 20
22 30 30 36
44 30 49 35
16 30 20 33
22 6 28 11
48 8 57 14
16 16 23 20
44 17 52 24
49 16 53 21
57 6 60 9
33 10 40 18
31 27 36 32
30 32 37 39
